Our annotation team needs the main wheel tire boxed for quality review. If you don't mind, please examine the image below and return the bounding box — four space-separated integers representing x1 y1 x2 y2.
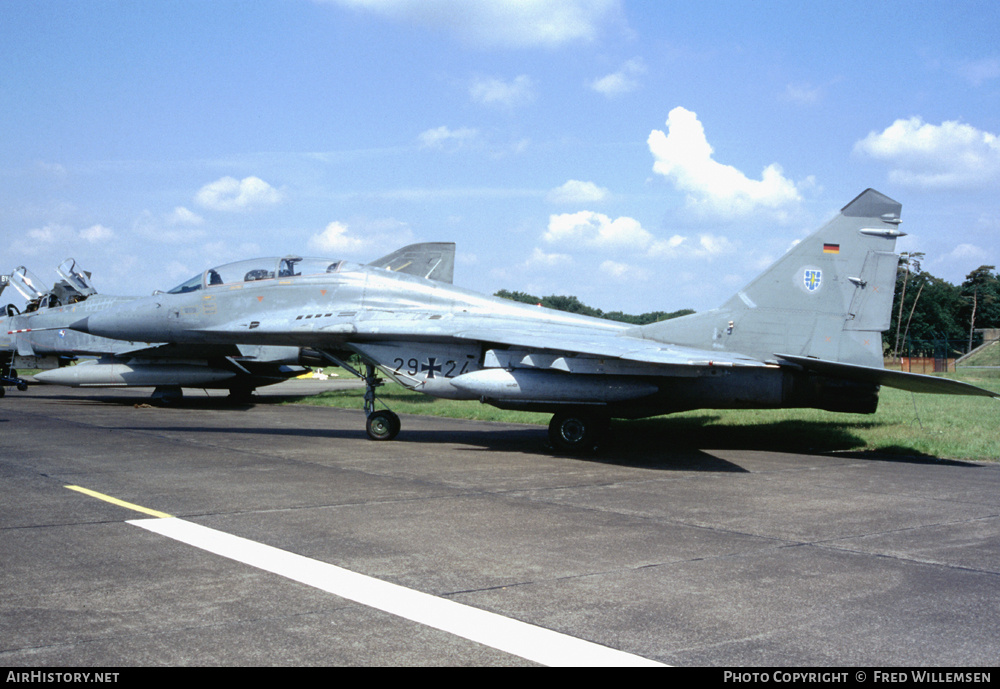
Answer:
366 409 401 441
548 412 607 454
151 386 183 406
228 386 255 403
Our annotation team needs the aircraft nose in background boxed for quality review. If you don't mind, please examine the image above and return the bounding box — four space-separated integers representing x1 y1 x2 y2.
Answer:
69 317 90 334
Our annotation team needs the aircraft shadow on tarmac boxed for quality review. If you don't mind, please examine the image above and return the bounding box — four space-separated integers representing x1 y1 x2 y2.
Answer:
31 391 979 471
611 414 981 468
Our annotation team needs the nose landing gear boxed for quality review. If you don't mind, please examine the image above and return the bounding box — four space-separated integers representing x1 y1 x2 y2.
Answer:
1 365 29 396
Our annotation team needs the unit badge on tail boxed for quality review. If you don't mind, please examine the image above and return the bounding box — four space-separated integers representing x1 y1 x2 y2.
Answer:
804 268 822 292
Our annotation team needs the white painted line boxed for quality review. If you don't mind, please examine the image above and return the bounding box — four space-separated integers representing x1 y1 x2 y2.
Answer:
130 517 666 667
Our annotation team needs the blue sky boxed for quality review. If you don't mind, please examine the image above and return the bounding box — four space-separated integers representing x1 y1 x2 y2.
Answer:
2 0 998 314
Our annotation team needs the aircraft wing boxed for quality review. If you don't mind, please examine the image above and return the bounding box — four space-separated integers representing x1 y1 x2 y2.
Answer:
322 313 996 398
93 340 301 365
448 325 768 368
164 308 996 399
183 309 769 371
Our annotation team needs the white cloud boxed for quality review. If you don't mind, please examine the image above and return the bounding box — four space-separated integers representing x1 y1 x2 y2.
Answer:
781 82 823 105
544 211 652 250
525 247 572 268
417 125 479 150
469 75 535 109
34 161 67 179
323 0 621 49
9 223 65 257
79 224 114 243
26 225 60 245
308 221 367 254
165 260 197 282
167 206 204 226
692 233 737 257
644 233 734 259
307 218 413 255
957 57 1000 86
853 117 1000 189
542 210 735 263
945 243 989 262
10 223 121 257
133 210 205 245
647 235 686 257
648 107 803 217
930 241 994 281
589 58 645 97
600 260 649 281
547 179 609 204
195 176 283 212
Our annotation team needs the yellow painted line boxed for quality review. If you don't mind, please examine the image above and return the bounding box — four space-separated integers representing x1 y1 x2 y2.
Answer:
65 485 173 519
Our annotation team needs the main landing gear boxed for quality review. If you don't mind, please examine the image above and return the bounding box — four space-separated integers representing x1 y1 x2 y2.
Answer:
547 411 610 454
151 385 183 406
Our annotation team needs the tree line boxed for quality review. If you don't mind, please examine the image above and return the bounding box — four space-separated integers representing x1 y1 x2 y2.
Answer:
493 289 695 325
888 257 999 358
496 260 1000 359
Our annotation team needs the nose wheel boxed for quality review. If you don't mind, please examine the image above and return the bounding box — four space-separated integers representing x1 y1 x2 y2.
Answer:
362 362 400 441
366 408 401 441
1 366 28 394
314 352 403 441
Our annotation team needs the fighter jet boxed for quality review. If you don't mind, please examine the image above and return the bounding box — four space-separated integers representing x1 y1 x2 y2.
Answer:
67 190 998 451
3 246 457 403
0 272 30 395
1 258 311 402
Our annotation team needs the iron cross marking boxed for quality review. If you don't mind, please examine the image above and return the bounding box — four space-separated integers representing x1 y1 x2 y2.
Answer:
421 358 443 379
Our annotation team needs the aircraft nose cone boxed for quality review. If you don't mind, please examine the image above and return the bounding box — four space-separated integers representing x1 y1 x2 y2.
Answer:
69 317 90 334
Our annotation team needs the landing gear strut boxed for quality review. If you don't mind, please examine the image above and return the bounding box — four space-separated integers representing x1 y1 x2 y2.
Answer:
227 385 256 403
316 351 401 441
363 363 400 441
151 385 183 406
1 364 28 394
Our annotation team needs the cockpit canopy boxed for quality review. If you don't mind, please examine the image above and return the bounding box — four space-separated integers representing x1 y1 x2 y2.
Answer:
167 256 350 294
56 258 98 298
9 266 49 301
5 261 97 313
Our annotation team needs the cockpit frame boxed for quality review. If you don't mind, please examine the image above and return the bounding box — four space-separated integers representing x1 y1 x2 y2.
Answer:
166 256 347 295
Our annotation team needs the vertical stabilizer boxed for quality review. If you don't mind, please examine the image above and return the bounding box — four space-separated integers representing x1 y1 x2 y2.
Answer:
367 242 456 283
635 189 904 367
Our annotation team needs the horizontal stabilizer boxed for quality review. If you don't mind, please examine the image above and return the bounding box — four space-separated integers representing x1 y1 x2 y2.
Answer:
778 354 999 398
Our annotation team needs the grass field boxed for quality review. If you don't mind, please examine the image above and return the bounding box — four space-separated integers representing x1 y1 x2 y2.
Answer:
960 339 1000 367
292 371 1000 462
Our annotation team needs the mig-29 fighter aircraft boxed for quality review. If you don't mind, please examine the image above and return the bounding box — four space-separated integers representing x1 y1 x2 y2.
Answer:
2 246 456 403
0 272 30 395
1 258 310 403
67 190 998 451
